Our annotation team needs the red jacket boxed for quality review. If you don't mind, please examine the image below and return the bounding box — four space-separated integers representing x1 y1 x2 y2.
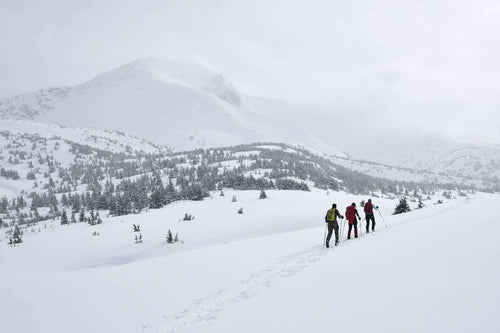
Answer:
364 202 373 214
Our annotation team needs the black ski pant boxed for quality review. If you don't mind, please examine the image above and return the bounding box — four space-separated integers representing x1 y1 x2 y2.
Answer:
326 221 339 245
348 220 358 238
365 213 375 232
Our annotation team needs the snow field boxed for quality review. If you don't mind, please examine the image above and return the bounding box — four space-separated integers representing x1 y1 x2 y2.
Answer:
1 190 498 333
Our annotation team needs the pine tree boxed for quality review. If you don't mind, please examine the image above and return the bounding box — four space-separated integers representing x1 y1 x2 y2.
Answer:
232 195 237 202
9 225 23 245
79 209 85 222
393 198 411 215
61 209 68 225
418 199 424 209
166 229 173 243
259 190 267 199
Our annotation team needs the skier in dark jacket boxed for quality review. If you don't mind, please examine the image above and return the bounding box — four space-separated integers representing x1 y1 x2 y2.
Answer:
325 203 344 248
364 199 378 232
345 203 361 239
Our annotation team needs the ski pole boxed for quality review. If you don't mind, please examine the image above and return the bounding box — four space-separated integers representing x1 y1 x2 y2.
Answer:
340 218 345 239
324 224 328 247
377 208 388 227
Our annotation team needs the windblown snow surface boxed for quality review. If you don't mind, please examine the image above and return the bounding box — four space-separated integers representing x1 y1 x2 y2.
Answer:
1 190 499 333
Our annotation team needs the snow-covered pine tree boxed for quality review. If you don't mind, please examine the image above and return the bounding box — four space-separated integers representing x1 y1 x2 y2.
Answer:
9 225 23 245
418 198 424 209
393 198 411 215
60 209 68 225
167 229 173 243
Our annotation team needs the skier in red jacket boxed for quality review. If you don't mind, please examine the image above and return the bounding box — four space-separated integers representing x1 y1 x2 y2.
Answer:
345 202 361 239
364 199 378 233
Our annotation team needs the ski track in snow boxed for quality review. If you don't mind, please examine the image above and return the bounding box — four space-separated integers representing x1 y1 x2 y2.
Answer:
141 197 469 333
141 245 329 333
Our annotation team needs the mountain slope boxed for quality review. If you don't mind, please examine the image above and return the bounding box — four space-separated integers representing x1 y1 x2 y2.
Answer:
1 58 499 188
0 59 346 157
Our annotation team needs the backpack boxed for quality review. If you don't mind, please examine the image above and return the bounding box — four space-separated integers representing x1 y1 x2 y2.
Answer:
345 206 355 221
326 208 336 222
364 201 372 214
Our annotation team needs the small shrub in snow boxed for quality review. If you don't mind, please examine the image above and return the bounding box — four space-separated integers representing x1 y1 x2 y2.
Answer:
238 207 244 214
220 190 225 197
393 198 411 215
182 213 194 221
232 195 237 202
133 224 141 232
435 199 443 205
259 190 267 199
166 229 179 244
135 233 143 244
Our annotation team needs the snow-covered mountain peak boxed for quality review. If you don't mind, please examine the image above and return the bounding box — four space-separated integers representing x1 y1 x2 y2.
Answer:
84 58 243 107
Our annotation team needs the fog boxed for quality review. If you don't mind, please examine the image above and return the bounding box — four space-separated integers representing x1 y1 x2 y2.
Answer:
1 0 499 143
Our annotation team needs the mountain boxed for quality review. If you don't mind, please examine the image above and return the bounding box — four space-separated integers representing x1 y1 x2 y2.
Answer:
0 58 345 157
330 139 500 189
1 58 499 188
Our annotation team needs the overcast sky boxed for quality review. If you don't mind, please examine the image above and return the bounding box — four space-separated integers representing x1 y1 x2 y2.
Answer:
1 0 499 143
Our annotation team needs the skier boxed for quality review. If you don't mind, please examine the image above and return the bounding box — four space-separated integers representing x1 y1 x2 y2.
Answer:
324 203 344 248
345 202 361 239
364 198 378 233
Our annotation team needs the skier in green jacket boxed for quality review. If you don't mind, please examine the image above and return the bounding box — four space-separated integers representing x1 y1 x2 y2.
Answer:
325 203 344 248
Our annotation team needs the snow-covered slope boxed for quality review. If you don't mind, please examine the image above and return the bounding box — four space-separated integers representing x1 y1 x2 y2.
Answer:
330 142 500 189
1 189 498 333
400 144 500 182
0 118 165 154
0 118 167 196
0 58 346 157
